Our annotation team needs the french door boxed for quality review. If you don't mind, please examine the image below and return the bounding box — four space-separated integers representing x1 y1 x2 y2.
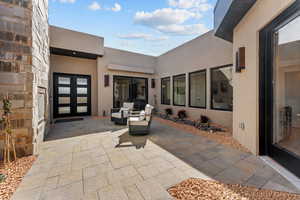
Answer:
53 73 91 118
113 76 148 110
260 1 300 177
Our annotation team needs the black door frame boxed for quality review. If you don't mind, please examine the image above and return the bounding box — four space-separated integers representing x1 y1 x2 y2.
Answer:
53 72 91 118
113 75 148 109
259 0 300 177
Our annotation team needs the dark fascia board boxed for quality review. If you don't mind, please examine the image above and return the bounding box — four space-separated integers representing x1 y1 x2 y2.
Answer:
214 0 257 42
50 47 103 60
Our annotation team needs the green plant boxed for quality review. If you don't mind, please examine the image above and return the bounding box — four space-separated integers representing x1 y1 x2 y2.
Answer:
177 110 187 120
1 94 16 164
0 173 6 182
165 108 173 117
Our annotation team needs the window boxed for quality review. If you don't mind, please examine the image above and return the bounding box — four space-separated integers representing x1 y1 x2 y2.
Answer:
173 74 186 106
161 77 171 105
211 65 233 111
189 70 206 108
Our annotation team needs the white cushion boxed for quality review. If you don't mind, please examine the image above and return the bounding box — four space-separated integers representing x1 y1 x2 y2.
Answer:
111 112 122 119
129 118 148 126
139 111 145 120
123 102 134 109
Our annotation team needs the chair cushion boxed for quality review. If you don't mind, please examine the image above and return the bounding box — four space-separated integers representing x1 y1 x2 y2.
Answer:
139 111 145 120
128 117 148 126
111 112 122 119
123 102 134 109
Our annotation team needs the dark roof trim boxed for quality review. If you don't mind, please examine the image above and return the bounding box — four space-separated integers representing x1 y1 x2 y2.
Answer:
50 47 102 60
214 0 257 42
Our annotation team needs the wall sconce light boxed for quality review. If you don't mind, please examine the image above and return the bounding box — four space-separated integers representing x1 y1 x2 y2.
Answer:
236 47 245 73
151 79 155 88
104 75 109 87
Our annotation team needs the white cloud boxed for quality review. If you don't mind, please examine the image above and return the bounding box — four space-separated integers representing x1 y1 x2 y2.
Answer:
134 8 201 28
118 33 169 41
56 0 76 3
88 1 101 11
168 0 212 12
157 23 209 35
111 3 122 12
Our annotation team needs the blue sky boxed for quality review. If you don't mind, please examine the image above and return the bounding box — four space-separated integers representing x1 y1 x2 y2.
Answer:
49 0 217 56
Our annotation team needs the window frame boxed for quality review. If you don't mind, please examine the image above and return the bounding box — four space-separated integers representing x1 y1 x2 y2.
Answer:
188 69 207 109
210 64 233 112
161 77 171 105
173 73 186 107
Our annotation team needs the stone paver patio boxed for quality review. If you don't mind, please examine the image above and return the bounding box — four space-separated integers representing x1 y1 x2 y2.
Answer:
12 118 300 200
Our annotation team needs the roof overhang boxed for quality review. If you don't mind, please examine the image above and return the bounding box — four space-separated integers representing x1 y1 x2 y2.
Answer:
214 0 257 42
107 64 155 74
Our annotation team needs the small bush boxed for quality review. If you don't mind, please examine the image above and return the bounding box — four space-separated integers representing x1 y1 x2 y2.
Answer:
165 108 173 116
177 110 187 120
200 115 209 123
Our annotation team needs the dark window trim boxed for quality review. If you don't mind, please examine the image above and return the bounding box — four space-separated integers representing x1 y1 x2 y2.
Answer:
112 75 149 109
161 77 171 105
210 64 233 112
259 0 300 177
188 69 207 109
173 73 186 107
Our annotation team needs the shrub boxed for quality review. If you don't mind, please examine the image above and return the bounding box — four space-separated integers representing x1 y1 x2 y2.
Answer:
200 115 209 124
177 110 187 120
165 108 173 116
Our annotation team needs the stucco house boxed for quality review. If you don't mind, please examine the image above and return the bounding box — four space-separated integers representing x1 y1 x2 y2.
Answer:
0 0 300 178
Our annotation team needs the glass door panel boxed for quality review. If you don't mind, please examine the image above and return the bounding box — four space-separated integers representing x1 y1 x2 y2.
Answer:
273 15 300 157
113 76 148 110
53 73 91 118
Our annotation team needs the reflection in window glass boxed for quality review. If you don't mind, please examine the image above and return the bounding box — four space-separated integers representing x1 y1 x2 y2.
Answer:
59 97 70 104
77 97 88 104
189 71 206 108
211 66 233 111
77 78 88 85
161 77 171 105
77 87 87 94
173 74 186 106
58 87 70 94
273 15 300 157
77 106 87 113
59 107 70 114
58 77 70 85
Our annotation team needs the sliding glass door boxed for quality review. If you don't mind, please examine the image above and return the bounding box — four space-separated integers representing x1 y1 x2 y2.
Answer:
260 1 300 177
113 76 148 110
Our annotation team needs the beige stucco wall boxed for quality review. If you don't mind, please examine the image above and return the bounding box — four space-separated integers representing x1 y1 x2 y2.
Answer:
97 47 156 116
50 26 104 56
156 31 233 128
232 0 296 154
50 55 98 119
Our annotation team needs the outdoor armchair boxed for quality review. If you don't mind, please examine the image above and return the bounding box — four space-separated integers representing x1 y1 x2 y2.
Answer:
128 104 154 135
111 102 134 125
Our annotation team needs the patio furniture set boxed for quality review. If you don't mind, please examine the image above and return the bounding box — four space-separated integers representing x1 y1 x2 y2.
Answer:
111 102 154 135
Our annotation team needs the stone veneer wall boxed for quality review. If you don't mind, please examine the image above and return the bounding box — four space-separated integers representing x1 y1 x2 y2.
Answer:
0 0 49 156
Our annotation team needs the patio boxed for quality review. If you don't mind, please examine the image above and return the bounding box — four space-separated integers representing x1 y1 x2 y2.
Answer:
12 118 300 200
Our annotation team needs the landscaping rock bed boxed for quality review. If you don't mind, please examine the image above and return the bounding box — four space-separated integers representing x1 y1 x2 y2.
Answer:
168 178 300 200
0 156 36 200
154 116 250 153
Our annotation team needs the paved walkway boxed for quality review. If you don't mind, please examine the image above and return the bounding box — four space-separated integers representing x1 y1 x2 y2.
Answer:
12 118 300 200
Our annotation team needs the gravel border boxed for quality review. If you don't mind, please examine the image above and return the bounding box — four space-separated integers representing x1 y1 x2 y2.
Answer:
168 178 300 200
154 117 250 153
0 156 36 200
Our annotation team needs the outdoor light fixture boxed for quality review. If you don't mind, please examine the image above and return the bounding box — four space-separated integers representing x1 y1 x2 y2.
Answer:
104 74 109 87
236 47 245 73
151 79 155 88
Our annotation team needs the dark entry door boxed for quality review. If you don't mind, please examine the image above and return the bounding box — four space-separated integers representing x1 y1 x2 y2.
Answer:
260 1 300 177
113 76 148 110
53 73 91 118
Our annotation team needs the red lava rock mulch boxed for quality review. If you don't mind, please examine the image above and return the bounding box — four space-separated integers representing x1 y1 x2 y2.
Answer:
0 156 36 200
168 178 300 200
154 117 250 153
